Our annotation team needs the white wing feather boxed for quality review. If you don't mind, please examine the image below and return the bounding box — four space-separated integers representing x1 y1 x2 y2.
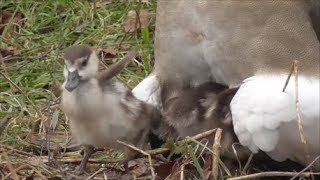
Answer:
132 74 162 109
231 74 320 169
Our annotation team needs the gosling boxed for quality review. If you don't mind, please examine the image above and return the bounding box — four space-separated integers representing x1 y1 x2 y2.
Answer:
61 45 159 174
151 82 250 163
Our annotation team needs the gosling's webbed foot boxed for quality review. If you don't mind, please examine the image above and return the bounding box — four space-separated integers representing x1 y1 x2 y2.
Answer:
74 145 95 175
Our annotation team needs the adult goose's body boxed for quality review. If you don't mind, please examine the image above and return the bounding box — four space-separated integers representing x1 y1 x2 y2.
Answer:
133 0 320 169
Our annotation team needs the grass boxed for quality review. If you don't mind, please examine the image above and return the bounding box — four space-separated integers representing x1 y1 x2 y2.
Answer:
0 0 156 148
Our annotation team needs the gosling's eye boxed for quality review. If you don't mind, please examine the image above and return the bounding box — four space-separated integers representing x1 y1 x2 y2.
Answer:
81 60 88 67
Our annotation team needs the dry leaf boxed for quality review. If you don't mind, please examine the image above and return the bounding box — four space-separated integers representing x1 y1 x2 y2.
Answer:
163 161 183 180
98 47 118 59
0 10 21 59
124 9 151 33
0 47 19 58
154 161 175 179
0 10 22 37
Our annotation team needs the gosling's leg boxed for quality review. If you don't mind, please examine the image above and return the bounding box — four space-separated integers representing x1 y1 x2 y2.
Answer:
76 145 95 175
123 128 150 171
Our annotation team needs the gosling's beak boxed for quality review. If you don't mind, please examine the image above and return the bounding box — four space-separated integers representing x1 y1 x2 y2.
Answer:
65 70 80 92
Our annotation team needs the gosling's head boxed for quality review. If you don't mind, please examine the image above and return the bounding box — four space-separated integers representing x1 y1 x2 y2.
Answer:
63 45 99 92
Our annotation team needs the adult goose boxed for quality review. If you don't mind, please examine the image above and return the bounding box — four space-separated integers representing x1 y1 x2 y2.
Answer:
133 0 320 170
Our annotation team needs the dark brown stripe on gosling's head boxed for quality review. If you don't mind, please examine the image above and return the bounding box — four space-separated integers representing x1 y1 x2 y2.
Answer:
64 45 93 64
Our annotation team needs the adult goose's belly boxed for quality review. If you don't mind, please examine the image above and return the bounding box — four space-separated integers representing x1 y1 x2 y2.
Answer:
155 0 319 87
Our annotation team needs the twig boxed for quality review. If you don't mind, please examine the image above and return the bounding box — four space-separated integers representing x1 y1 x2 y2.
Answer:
86 168 107 180
56 157 121 164
180 164 185 180
145 147 169 156
289 155 320 180
135 175 154 180
146 129 216 156
117 140 156 180
186 129 216 143
212 128 222 180
282 60 312 173
227 171 320 180
282 62 295 92
293 60 311 166
2 55 23 62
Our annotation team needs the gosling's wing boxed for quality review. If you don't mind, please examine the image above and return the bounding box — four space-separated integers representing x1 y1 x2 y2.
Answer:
98 50 137 85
